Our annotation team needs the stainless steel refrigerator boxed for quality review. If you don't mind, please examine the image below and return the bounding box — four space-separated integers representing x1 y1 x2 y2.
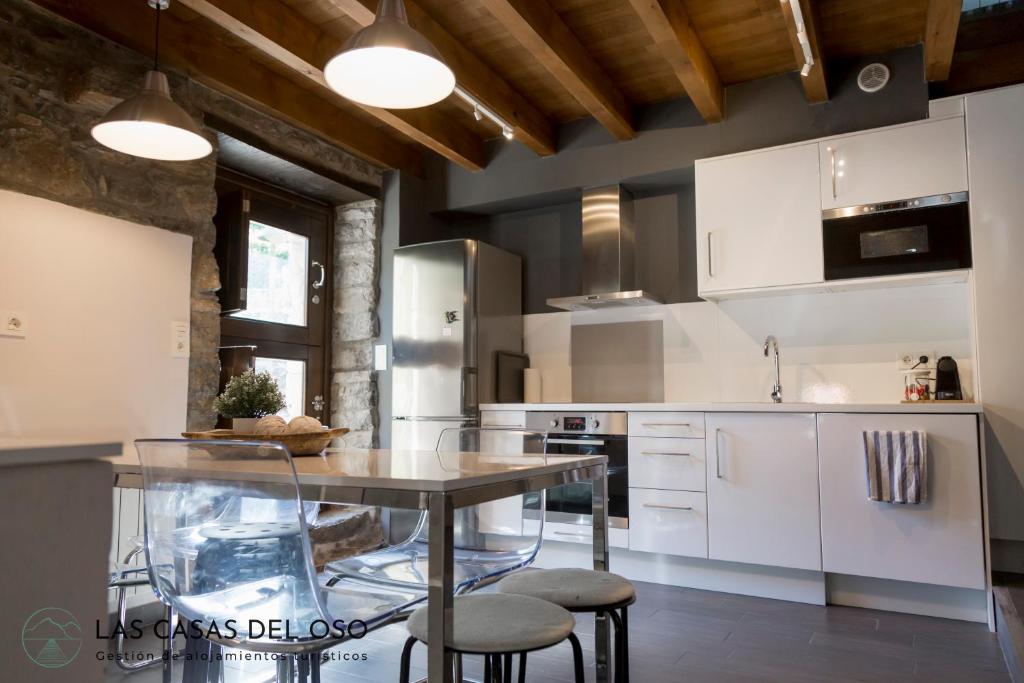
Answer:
391 239 522 450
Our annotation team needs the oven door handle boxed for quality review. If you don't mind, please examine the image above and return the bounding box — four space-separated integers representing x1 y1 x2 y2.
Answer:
547 438 606 446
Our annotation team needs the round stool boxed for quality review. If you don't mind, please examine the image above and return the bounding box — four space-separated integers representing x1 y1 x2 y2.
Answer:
400 593 585 683
498 568 636 683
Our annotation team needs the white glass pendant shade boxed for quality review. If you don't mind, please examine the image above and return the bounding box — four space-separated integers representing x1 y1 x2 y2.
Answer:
91 71 213 161
323 0 455 109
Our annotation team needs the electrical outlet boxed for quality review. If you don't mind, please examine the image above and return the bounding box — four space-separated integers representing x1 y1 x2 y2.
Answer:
171 321 190 358
0 311 27 338
899 352 937 371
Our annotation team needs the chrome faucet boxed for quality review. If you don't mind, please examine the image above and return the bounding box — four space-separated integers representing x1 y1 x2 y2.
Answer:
764 335 782 403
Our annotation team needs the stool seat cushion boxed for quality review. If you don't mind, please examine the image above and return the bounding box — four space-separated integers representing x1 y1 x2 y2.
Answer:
406 594 575 654
497 569 635 609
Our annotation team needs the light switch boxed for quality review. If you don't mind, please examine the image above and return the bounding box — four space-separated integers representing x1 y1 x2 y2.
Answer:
171 321 190 358
0 311 27 338
374 344 388 371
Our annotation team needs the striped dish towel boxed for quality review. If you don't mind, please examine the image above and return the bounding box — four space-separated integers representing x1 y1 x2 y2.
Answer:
863 430 928 504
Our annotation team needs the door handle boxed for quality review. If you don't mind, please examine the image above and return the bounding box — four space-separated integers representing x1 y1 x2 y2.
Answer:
828 146 837 200
643 504 693 511
715 428 723 479
549 439 606 446
641 451 690 457
641 422 691 428
311 260 326 289
706 232 714 278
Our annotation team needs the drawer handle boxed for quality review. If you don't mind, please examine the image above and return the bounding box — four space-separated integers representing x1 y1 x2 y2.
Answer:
643 504 693 511
553 531 590 538
641 451 691 457
641 422 691 428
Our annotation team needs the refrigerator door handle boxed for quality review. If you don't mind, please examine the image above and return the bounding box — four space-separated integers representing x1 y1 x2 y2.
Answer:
461 366 478 414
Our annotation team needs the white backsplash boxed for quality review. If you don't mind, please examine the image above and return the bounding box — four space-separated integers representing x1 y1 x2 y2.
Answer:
524 282 975 404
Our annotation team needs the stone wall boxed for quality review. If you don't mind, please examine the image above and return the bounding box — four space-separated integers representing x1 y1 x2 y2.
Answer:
0 0 221 429
1 0 386 431
332 200 384 447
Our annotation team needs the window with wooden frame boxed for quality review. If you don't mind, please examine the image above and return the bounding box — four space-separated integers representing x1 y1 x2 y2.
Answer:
214 168 333 424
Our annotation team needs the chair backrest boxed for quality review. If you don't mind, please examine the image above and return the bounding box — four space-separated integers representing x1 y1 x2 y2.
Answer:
434 427 548 571
134 439 331 643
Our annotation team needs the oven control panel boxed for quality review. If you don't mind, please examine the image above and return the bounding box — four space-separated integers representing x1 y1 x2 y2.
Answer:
526 411 627 436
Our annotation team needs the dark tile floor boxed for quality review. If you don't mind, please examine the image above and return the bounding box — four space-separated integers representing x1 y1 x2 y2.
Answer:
105 581 1009 682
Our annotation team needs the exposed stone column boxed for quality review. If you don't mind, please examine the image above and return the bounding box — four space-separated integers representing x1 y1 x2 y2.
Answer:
332 200 383 448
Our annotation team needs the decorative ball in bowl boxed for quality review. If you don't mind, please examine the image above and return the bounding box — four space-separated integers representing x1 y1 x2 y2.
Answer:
183 416 349 455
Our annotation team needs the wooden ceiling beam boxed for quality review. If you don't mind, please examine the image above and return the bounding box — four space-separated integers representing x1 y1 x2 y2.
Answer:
177 0 486 171
627 0 725 122
925 0 962 81
325 0 557 156
779 0 828 103
35 0 422 173
479 0 635 140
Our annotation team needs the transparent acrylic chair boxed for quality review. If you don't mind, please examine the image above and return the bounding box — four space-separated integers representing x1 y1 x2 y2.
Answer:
135 439 426 682
325 428 549 595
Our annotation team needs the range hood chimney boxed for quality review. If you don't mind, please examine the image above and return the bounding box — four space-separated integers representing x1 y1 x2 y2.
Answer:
546 185 662 311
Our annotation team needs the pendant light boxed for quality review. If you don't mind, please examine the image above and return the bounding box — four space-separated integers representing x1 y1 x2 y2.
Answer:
323 0 455 109
91 0 212 161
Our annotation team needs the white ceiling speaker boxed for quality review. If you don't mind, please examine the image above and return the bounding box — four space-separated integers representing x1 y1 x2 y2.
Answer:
857 63 890 93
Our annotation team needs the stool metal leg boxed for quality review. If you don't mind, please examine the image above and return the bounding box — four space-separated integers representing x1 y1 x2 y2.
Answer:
483 654 491 682
400 637 417 683
606 609 624 683
620 606 630 683
517 653 527 683
492 654 503 683
454 653 463 683
568 633 586 683
503 654 512 683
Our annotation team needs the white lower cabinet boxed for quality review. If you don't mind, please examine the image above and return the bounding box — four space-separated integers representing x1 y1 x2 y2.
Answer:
817 413 985 589
628 436 706 491
705 413 822 571
629 489 707 558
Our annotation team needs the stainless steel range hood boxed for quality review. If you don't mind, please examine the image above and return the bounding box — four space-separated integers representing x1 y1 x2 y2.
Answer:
546 185 662 311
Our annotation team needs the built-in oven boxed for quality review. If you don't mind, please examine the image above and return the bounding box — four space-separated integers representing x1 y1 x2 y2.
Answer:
822 192 971 281
525 411 628 529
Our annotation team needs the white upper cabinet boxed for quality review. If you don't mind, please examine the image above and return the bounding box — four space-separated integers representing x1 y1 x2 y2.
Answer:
819 117 968 210
705 413 821 571
696 142 823 296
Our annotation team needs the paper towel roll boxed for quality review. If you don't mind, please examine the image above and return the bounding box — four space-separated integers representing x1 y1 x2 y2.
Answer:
524 368 542 403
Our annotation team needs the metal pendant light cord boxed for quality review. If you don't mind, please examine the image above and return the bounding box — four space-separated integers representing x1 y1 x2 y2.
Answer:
153 4 161 71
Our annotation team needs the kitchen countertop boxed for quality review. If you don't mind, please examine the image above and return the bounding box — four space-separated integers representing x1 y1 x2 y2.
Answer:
0 437 123 467
480 402 983 414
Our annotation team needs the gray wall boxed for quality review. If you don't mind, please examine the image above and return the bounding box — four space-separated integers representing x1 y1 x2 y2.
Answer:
377 45 931 443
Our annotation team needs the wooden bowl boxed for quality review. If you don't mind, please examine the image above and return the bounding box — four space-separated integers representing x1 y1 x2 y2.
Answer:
181 428 350 456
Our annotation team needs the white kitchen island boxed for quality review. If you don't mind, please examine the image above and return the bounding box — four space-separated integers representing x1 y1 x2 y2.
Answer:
482 402 992 627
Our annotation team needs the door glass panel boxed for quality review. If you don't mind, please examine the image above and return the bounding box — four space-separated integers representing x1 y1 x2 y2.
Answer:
231 221 308 326
254 357 306 420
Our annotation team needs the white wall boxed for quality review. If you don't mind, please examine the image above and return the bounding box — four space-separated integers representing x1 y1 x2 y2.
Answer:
0 190 192 439
525 282 974 404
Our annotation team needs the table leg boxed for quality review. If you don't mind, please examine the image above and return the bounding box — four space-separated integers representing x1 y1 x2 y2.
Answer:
428 492 455 683
592 464 610 683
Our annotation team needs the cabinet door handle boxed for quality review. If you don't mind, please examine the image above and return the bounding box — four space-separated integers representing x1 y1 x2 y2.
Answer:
706 232 714 278
642 451 691 457
643 504 693 511
715 428 723 479
828 146 837 200
641 422 691 428
553 531 590 538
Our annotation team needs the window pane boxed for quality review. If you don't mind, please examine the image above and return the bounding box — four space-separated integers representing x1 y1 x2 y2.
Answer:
254 357 306 420
231 221 308 326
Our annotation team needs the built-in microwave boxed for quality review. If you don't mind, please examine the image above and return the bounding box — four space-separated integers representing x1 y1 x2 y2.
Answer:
822 192 971 281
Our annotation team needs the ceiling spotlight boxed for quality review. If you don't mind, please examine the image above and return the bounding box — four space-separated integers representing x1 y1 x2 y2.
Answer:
473 106 483 122
91 0 212 161
323 0 455 109
800 62 812 77
502 127 514 140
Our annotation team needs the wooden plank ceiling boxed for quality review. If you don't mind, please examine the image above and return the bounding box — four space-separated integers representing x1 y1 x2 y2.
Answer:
35 0 1004 175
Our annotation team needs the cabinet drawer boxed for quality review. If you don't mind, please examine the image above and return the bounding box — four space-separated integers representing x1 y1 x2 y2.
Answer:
481 411 526 428
629 437 706 491
543 521 629 549
628 412 705 439
628 489 707 558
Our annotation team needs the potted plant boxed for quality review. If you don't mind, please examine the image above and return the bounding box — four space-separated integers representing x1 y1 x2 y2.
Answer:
213 370 286 432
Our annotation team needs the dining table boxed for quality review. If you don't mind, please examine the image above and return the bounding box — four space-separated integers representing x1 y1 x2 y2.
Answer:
109 445 612 683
